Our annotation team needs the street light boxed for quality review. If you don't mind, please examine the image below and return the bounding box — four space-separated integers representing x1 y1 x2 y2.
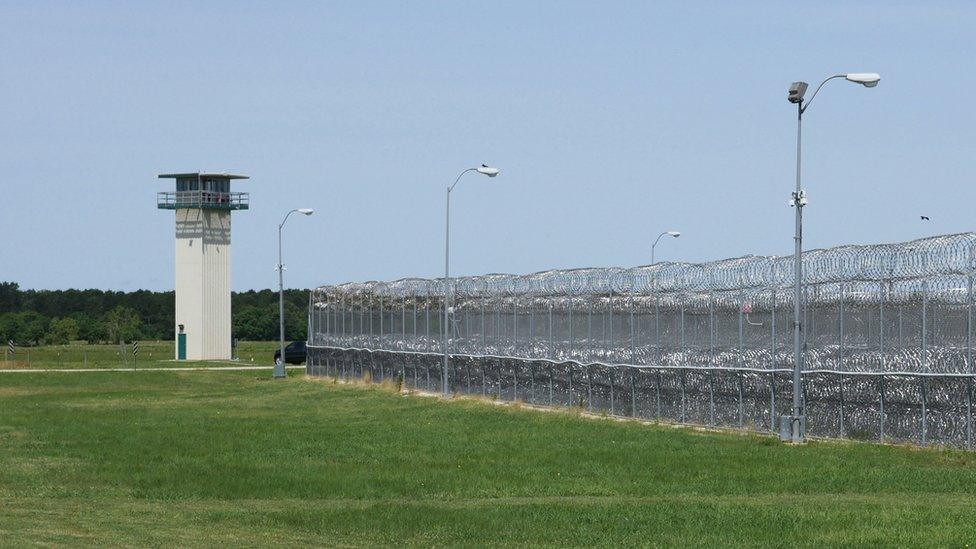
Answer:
785 72 879 442
275 208 314 379
443 164 499 396
651 230 681 265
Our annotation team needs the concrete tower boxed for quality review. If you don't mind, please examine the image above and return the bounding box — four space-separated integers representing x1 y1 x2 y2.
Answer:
157 172 249 360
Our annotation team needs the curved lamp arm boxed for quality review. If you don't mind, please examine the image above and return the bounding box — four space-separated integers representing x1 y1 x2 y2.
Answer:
279 208 300 229
651 231 670 250
800 74 846 114
448 168 479 194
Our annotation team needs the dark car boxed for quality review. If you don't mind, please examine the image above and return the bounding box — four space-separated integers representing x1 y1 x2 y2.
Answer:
274 341 307 365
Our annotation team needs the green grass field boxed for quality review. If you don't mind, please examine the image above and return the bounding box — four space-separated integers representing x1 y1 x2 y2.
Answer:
1 341 278 369
2 369 976 546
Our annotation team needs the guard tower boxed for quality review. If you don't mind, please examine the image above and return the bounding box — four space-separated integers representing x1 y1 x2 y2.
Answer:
157 172 249 360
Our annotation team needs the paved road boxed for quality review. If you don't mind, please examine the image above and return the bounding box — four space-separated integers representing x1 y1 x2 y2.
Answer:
0 365 306 373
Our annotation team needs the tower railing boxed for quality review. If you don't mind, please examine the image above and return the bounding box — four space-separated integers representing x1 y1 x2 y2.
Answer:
157 191 249 210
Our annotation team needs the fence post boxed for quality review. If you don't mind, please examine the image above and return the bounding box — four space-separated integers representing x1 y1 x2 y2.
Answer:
513 297 519 356
922 281 929 372
839 375 845 438
968 275 974 449
497 360 503 400
630 295 636 364
568 362 574 406
708 289 716 426
879 281 885 369
655 369 662 418
549 363 554 405
326 293 331 345
680 370 687 423
549 302 554 361
466 358 472 394
879 375 886 442
529 361 535 403
569 298 575 361
921 376 927 446
495 300 501 353
463 299 469 353
609 368 615 415
771 287 777 371
608 287 614 362
630 367 637 417
513 360 518 400
967 376 973 449
529 299 536 360
709 290 715 364
679 303 685 363
737 371 744 428
738 292 745 368
586 365 593 412
587 302 593 365
655 291 662 365
709 369 715 426
368 299 374 346
839 283 846 369
968 274 974 374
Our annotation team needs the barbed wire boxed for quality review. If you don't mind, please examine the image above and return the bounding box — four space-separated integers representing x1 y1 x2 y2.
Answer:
315 232 976 301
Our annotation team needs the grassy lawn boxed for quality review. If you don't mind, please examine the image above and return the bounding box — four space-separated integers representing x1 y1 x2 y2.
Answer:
2 371 976 546
1 341 278 369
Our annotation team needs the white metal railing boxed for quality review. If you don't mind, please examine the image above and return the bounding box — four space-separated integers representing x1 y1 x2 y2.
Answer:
157 191 249 209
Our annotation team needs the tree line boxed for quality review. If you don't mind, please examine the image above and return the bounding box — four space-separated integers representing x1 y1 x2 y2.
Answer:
0 282 309 345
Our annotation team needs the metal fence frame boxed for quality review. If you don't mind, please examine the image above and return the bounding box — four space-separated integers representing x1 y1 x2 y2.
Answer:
307 232 976 448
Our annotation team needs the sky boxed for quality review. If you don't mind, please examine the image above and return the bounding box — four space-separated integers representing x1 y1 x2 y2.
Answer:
1 1 975 291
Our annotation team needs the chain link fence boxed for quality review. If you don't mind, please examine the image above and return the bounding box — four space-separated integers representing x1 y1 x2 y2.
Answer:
307 232 976 447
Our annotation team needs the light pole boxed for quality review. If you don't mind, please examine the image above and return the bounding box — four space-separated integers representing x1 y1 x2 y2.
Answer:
443 164 499 396
651 230 681 265
275 208 314 379
786 72 879 442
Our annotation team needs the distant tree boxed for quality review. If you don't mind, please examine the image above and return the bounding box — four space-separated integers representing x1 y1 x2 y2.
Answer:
233 305 278 341
103 306 142 343
0 283 309 343
74 314 108 344
48 317 79 345
0 311 49 346
0 312 21 343
0 282 20 312
284 301 307 341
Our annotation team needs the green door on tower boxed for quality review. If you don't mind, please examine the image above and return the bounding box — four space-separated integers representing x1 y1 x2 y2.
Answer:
178 333 187 360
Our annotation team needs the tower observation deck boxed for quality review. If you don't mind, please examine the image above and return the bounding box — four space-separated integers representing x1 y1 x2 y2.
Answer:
157 172 250 210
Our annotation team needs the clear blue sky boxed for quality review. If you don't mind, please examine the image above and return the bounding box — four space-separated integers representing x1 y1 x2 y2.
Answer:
2 1 974 291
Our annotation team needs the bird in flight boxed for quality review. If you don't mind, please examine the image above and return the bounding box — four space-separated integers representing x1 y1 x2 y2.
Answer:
921 215 930 221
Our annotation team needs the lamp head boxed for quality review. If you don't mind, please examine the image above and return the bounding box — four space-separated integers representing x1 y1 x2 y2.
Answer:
845 73 881 87
476 164 500 177
667 231 681 238
298 208 314 215
788 81 808 103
